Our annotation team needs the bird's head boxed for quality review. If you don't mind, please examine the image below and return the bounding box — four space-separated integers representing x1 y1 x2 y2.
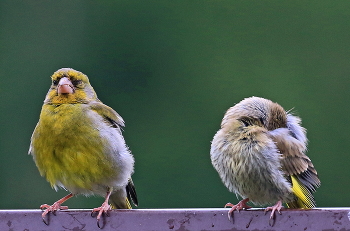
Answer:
222 96 287 131
44 68 98 105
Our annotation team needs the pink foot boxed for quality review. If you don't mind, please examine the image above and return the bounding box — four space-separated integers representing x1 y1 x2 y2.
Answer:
265 200 283 226
40 202 69 218
225 198 251 220
91 201 112 229
40 193 73 225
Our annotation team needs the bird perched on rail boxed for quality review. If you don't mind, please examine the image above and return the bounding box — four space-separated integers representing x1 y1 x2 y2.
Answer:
29 68 138 228
210 96 320 225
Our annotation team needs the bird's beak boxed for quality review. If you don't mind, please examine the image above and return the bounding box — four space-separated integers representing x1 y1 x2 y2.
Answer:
57 77 74 94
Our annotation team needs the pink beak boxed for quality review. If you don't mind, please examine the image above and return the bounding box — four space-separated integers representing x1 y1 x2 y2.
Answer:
57 77 74 94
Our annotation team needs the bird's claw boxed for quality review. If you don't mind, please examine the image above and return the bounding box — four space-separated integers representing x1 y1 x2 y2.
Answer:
40 204 68 212
264 200 283 227
97 219 102 229
224 203 236 220
224 198 251 221
40 202 69 225
91 211 104 228
91 202 111 229
42 215 49 225
95 213 108 229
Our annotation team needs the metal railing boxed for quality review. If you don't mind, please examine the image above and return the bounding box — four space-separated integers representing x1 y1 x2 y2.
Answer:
0 208 349 230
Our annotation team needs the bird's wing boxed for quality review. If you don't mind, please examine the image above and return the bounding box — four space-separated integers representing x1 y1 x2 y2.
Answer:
269 114 320 207
89 102 125 129
126 178 138 207
90 102 138 208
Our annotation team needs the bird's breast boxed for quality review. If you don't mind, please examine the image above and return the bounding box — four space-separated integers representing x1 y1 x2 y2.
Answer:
31 104 121 191
211 128 293 204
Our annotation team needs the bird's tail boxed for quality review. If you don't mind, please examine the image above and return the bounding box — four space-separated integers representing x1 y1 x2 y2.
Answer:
109 178 138 209
286 175 316 209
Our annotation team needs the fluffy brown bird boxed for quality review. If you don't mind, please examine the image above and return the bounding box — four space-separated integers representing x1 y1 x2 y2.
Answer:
210 96 320 225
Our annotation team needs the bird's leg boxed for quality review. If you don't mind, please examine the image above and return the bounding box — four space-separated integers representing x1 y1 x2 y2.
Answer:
40 193 73 225
264 200 283 226
91 187 113 229
225 198 251 220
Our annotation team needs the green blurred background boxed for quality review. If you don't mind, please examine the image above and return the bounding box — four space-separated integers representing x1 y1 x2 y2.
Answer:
0 1 349 209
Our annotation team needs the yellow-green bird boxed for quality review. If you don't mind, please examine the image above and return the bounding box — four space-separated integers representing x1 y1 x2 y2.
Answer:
29 68 138 227
210 96 320 225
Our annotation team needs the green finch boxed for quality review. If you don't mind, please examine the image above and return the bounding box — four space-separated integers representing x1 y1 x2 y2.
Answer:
210 96 320 225
29 68 138 228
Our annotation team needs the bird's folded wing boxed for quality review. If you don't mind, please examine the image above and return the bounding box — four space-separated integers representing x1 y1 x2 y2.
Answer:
126 178 138 207
269 127 320 193
89 102 125 128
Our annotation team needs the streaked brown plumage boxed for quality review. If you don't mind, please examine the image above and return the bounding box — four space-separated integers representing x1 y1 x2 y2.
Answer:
210 96 320 224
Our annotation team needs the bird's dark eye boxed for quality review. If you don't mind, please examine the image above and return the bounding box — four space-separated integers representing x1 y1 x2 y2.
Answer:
52 79 59 86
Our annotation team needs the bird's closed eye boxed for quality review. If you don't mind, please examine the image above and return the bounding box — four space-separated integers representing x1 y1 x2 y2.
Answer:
239 116 263 127
241 119 250 127
71 79 83 86
238 116 253 127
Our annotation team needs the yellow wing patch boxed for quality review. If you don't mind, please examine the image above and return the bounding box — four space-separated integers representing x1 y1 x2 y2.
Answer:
110 198 131 209
287 175 315 209
125 198 132 209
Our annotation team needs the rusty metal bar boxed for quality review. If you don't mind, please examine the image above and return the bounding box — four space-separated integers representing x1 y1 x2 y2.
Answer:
0 208 349 231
